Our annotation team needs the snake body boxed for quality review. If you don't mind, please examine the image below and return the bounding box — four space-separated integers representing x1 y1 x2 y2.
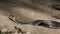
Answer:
32 20 60 29
16 20 60 29
9 16 60 29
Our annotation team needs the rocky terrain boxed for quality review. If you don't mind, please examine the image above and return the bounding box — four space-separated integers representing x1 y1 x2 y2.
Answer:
0 0 60 34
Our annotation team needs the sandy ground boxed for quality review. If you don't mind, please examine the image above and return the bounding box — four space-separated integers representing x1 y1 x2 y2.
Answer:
0 0 60 34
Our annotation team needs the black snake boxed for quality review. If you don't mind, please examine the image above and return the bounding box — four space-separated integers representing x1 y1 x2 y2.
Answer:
9 15 60 29
16 20 60 29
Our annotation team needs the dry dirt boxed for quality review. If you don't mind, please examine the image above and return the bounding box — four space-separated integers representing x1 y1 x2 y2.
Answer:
0 0 60 34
